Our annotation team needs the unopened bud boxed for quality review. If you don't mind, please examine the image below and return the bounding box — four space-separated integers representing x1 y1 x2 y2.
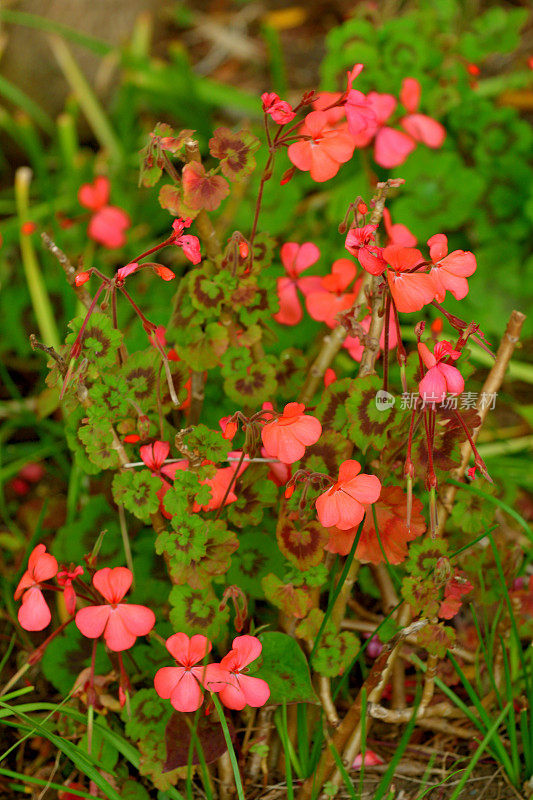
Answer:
74 271 91 287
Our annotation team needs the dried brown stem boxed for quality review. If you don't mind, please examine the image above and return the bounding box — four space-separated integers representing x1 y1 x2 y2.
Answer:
318 676 340 727
297 619 427 800
437 309 526 534
298 180 400 405
41 232 96 311
247 706 274 783
217 750 236 800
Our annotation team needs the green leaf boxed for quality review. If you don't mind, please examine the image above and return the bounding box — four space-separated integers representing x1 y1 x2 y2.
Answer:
66 312 123 368
253 632 317 704
346 375 397 454
209 127 260 181
41 624 110 696
112 469 161 522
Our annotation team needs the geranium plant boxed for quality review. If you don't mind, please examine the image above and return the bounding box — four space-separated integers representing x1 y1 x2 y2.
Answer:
5 50 530 800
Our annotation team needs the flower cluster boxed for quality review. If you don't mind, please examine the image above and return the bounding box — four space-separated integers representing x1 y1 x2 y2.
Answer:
154 633 270 712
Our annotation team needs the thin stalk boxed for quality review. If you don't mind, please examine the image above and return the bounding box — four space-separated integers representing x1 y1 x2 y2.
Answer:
15 168 61 350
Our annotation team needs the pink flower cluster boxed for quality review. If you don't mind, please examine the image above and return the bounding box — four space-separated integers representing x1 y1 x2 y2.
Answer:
345 228 476 313
78 176 130 249
284 66 445 182
154 633 270 712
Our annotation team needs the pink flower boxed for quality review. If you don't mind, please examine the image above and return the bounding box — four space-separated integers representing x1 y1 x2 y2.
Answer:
140 440 170 472
418 340 464 404
352 750 384 769
315 460 381 530
172 218 201 264
154 633 212 712
427 234 476 303
14 544 58 631
261 92 296 124
79 177 131 249
345 90 377 139
88 206 131 249
262 402 322 464
75 567 155 652
116 261 175 283
345 224 386 276
288 110 356 182
78 176 110 210
57 566 84 616
274 242 323 326
399 78 446 149
205 635 270 710
382 246 435 313
305 259 361 328
383 208 417 247
346 81 445 168
193 463 245 513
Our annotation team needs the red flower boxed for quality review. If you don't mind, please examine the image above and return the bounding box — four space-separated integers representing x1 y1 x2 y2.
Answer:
75 567 155 651
427 234 476 303
205 635 270 710
78 176 110 210
383 208 417 247
262 92 296 124
348 81 445 168
356 486 425 564
382 246 435 313
439 572 473 619
262 402 322 464
57 566 84 615
288 110 356 182
140 440 170 472
418 340 464 404
172 217 202 264
88 206 130 249
14 544 58 631
154 633 212 712
316 460 381 530
305 259 361 328
79 177 130 249
273 242 322 326
345 224 386 276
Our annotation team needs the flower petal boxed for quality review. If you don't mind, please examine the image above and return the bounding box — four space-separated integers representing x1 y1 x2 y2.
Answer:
273 278 302 326
76 604 111 640
18 587 51 631
231 635 262 668
93 567 132 604
374 127 416 168
169 670 204 712
154 666 183 698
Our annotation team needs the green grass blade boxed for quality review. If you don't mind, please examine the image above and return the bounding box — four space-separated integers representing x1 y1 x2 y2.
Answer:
0 9 112 55
372 690 422 800
500 635 520 781
15 167 61 351
211 694 245 800
327 740 358 799
448 704 512 800
47 35 122 160
448 479 533 543
0 74 53 133
310 517 364 661
0 768 97 798
0 700 122 800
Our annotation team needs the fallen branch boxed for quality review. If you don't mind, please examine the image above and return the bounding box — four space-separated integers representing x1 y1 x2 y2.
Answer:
437 309 526 534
